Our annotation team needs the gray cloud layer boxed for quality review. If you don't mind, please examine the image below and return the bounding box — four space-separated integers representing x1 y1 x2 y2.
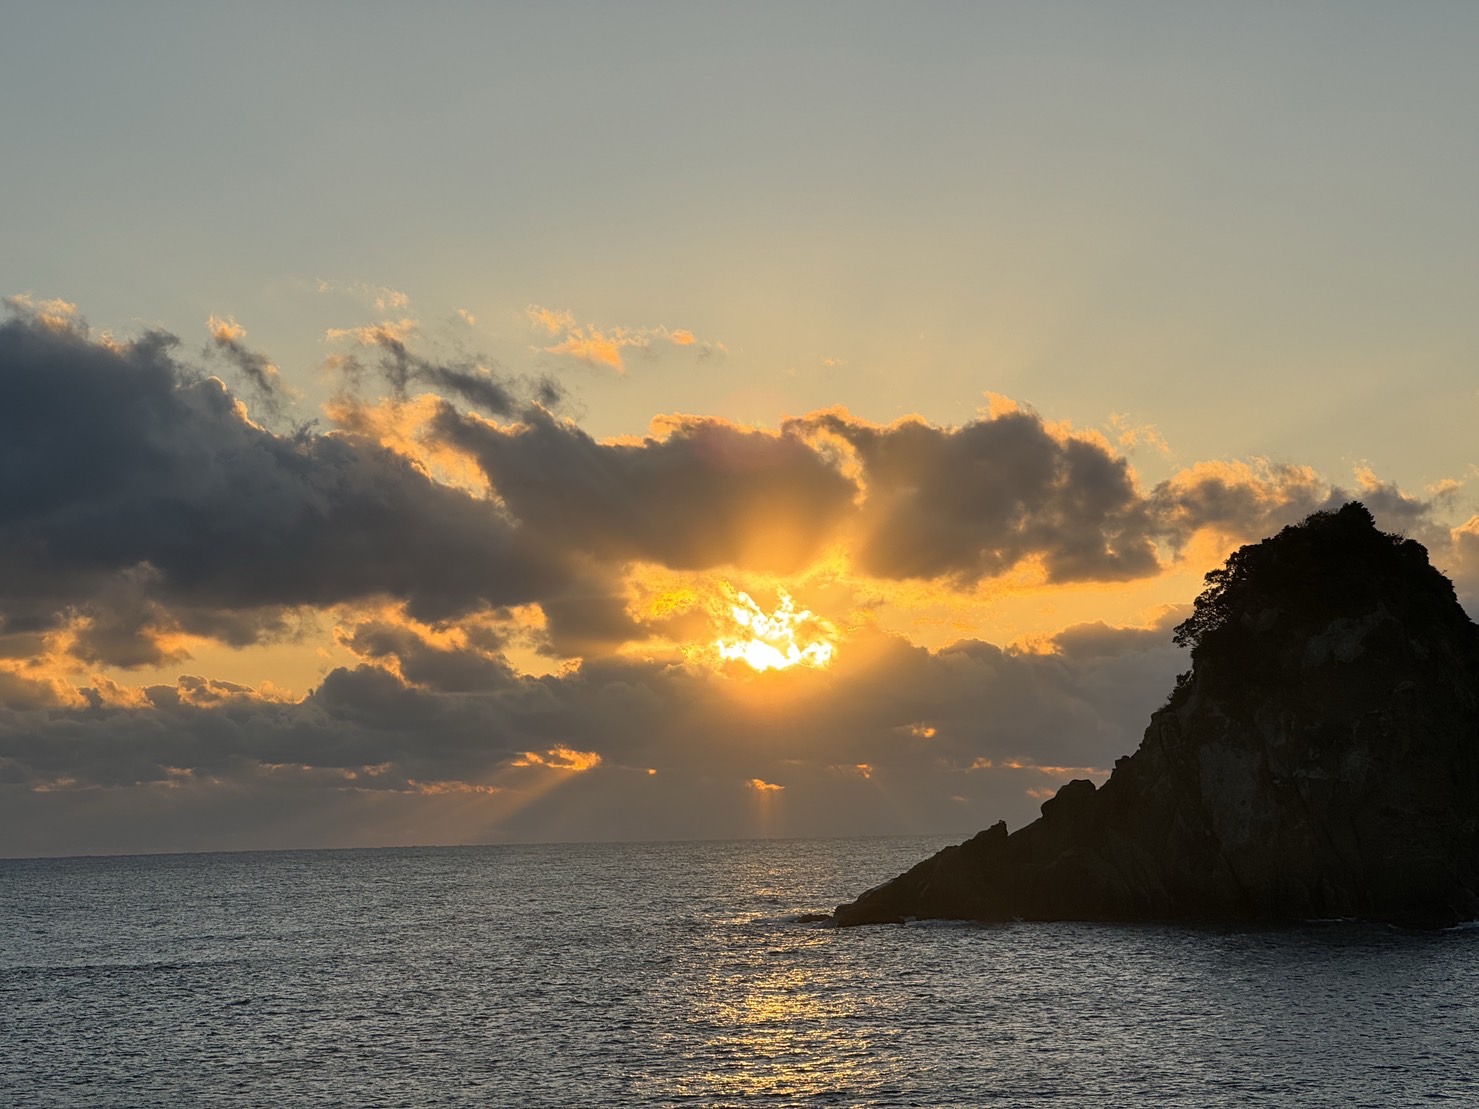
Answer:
0 615 1187 854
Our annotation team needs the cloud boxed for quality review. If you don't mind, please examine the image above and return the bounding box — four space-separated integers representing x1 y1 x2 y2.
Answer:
3 304 1461 682
511 746 602 772
1147 459 1332 551
1444 515 1479 614
434 407 858 575
526 304 721 371
0 311 564 662
526 305 575 335
790 407 1161 584
4 297 1475 854
545 330 631 370
1147 458 1465 562
327 318 542 415
337 612 516 693
325 318 419 347
537 584 651 659
316 280 410 312
4 293 82 333
206 314 291 416
0 611 1189 851
1107 412 1170 456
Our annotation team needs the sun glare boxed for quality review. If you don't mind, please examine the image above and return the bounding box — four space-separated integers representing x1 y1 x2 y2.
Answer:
715 590 835 672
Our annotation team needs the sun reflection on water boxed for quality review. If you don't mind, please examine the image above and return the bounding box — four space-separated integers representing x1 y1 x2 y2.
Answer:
678 968 881 1100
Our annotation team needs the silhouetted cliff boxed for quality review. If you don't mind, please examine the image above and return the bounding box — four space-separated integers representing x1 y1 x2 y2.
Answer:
832 503 1479 928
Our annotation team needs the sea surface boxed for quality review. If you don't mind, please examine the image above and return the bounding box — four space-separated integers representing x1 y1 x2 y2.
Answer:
3 837 1478 1107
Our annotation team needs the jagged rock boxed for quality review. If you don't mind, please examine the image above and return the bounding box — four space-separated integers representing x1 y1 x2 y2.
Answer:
832 503 1479 928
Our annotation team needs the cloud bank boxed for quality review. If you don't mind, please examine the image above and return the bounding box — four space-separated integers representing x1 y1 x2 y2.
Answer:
1 303 1472 855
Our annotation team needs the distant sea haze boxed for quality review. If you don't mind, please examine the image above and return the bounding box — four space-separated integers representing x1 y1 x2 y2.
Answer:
4 838 1478 1106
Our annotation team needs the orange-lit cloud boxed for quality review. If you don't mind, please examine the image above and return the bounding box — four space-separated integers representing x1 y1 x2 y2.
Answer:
3 293 82 332
1149 459 1330 552
206 314 247 344
324 392 492 495
526 304 575 335
546 330 630 370
206 314 293 413
1107 412 1171 456
325 317 419 346
512 746 603 772
526 304 719 371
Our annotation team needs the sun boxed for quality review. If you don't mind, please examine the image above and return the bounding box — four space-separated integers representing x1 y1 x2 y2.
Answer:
714 589 835 672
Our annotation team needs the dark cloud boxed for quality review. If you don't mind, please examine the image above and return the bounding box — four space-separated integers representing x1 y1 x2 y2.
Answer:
537 590 650 659
435 407 858 574
340 619 517 693
0 313 562 661
206 317 289 417
1146 460 1466 564
791 409 1160 583
1147 462 1333 552
335 322 558 416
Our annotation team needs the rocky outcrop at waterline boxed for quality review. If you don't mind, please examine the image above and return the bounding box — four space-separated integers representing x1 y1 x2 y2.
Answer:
831 503 1479 928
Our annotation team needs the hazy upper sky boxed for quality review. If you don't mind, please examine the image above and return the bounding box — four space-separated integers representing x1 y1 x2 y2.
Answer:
3 3 1476 857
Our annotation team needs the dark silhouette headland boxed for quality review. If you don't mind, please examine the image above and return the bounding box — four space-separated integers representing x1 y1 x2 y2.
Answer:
831 503 1479 928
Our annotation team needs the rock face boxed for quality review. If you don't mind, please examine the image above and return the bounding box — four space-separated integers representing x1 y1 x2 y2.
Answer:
833 503 1479 928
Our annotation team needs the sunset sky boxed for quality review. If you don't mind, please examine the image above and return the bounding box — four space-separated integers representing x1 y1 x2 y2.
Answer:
3 4 1477 857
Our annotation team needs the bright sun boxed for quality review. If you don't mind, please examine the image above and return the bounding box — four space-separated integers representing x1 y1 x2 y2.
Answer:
715 590 835 672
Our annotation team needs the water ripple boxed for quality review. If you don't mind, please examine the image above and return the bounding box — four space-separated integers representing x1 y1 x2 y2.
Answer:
4 840 1479 1106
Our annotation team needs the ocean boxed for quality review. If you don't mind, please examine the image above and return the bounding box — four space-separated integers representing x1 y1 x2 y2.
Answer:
3 836 1478 1107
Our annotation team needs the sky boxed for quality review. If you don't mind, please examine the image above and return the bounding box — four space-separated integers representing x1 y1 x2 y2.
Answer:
2 3 1477 857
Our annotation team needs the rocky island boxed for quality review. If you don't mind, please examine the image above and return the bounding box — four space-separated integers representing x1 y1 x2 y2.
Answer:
832 503 1479 928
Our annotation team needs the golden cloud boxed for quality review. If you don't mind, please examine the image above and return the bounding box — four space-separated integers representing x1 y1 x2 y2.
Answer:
1108 412 1171 456
526 304 716 371
545 331 630 370
512 746 603 772
206 314 248 343
324 393 491 495
325 318 419 345
526 304 575 335
5 293 83 332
